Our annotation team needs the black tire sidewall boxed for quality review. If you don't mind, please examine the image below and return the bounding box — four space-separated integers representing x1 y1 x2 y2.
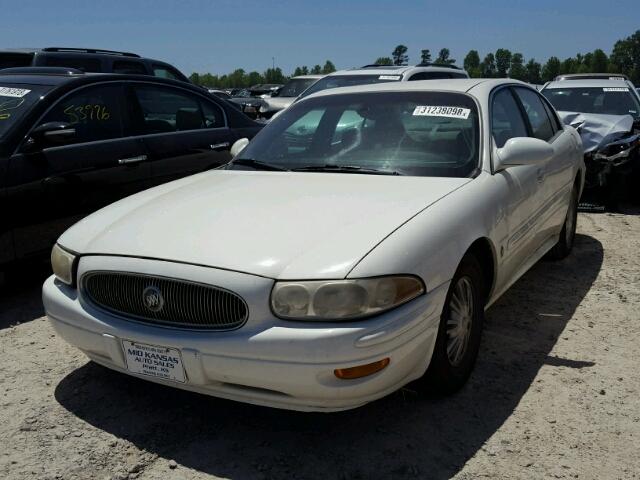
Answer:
424 253 485 392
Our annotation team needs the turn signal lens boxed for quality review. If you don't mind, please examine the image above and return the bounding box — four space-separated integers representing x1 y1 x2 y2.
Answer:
334 358 390 380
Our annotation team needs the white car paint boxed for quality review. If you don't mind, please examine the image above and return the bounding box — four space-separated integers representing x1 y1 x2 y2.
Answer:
43 78 585 411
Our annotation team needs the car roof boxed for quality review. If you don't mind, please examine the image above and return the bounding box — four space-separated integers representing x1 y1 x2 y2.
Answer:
303 78 526 99
325 64 468 77
543 79 632 89
0 71 197 89
554 73 629 81
291 75 324 80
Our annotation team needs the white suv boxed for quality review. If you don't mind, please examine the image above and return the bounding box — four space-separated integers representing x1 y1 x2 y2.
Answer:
297 63 469 100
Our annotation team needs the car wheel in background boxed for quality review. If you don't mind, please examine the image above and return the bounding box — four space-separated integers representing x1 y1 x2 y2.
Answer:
548 182 579 260
417 253 485 394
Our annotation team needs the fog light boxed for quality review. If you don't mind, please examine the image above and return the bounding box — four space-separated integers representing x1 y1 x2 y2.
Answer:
334 358 390 380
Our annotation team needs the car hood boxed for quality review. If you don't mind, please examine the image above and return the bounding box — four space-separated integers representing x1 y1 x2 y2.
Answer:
261 96 295 112
558 111 635 153
59 171 469 279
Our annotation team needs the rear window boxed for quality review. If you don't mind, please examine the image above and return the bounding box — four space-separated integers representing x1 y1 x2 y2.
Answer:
298 74 402 99
113 60 148 75
0 53 34 69
0 83 51 138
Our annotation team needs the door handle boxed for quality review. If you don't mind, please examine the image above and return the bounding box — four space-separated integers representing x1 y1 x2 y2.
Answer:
210 142 230 150
536 168 545 184
118 154 147 165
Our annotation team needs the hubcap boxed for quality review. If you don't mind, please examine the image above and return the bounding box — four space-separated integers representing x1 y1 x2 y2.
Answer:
446 277 474 366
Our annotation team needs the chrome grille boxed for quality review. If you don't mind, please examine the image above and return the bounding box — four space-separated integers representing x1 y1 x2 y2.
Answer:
81 272 248 330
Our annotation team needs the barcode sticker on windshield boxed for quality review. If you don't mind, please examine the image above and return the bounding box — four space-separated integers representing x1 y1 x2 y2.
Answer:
0 87 31 98
603 87 628 92
413 106 471 119
379 75 401 80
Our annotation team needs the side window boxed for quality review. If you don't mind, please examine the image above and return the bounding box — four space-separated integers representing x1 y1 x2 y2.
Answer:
113 60 148 75
133 85 222 134
39 84 124 143
541 97 562 132
491 88 529 148
513 87 555 141
201 100 225 128
152 65 183 81
43 56 102 72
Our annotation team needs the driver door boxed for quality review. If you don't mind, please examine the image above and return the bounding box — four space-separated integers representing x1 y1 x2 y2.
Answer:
6 82 150 259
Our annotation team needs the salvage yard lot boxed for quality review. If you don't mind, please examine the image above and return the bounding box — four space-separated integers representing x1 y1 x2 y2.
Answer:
1 211 639 480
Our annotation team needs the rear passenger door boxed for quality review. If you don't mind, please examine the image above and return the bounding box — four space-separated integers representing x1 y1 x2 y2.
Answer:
128 83 235 186
512 87 575 241
7 82 150 257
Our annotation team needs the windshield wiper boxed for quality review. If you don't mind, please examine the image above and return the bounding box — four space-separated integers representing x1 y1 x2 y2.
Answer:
291 164 403 175
229 158 289 171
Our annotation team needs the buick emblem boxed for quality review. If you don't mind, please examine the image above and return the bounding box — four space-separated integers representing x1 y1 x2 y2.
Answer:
142 286 164 312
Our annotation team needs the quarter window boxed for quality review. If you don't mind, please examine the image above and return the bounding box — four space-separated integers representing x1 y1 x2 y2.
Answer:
491 88 528 148
513 87 555 141
113 60 147 75
152 65 183 81
40 84 124 143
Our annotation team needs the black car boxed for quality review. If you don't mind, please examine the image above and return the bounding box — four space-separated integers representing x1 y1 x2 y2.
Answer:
0 47 190 83
0 69 263 268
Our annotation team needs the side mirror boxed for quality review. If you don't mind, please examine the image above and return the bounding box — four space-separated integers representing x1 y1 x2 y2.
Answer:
29 122 76 147
495 137 554 172
230 138 250 158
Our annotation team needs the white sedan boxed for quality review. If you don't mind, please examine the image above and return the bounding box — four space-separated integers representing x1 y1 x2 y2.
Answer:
43 79 584 412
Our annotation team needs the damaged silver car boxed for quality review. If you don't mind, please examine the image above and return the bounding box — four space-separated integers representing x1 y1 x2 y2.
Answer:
542 78 640 209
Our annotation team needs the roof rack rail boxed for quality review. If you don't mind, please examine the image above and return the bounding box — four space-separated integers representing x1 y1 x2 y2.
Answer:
0 66 85 76
42 47 140 58
416 62 462 70
360 64 406 68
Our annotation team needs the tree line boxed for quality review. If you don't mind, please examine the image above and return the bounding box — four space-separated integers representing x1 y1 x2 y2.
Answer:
189 61 336 89
190 30 640 88
379 30 640 84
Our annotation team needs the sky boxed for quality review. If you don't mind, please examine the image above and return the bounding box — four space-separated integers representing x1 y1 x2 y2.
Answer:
1 0 637 76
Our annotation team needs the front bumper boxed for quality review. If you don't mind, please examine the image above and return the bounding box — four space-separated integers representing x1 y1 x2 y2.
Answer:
43 256 447 412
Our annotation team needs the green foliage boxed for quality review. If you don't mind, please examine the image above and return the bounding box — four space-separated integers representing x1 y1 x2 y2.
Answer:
392 45 409 65
322 60 336 74
481 53 496 77
463 50 480 77
541 56 561 82
525 59 542 84
509 53 527 80
311 65 322 74
495 48 512 77
436 48 455 65
374 57 394 66
420 49 432 64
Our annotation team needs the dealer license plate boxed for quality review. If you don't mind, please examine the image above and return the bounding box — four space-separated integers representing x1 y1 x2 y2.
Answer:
122 340 186 383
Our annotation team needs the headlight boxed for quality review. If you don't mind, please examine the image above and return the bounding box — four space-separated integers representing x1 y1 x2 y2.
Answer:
51 244 76 285
271 276 425 321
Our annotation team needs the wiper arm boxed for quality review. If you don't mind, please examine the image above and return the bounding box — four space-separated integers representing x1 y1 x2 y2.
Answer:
229 158 289 171
291 164 403 175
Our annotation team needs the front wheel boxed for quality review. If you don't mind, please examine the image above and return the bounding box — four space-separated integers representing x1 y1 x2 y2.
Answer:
417 253 485 393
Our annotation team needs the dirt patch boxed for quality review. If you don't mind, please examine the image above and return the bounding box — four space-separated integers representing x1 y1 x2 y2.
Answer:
1 211 639 480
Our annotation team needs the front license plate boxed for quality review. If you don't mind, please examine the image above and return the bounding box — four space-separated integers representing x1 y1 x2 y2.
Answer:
122 340 186 383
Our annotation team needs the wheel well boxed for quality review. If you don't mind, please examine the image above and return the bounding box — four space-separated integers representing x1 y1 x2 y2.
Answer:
466 238 496 302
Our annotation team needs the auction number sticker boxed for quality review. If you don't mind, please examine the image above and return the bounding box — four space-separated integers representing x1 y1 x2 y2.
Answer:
413 105 471 119
0 87 31 98
122 340 186 383
379 75 401 80
603 87 629 92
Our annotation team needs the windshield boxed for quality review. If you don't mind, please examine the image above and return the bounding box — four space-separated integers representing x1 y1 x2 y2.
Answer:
0 83 50 138
543 87 640 120
276 78 319 98
234 91 479 177
298 74 403 99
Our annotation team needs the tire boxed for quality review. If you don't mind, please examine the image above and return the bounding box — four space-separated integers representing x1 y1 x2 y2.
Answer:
417 253 486 394
547 182 579 260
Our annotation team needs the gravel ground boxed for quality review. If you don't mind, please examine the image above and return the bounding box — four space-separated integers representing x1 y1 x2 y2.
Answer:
1 210 639 480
